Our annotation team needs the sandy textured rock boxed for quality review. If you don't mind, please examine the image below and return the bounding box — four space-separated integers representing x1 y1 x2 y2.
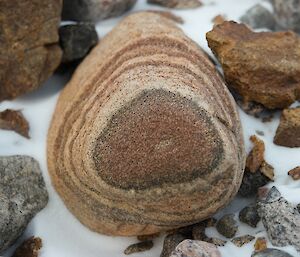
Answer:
0 0 62 101
239 205 260 228
0 109 30 138
240 4 276 30
271 0 300 33
12 237 42 257
252 249 293 257
147 0 202 9
274 107 300 147
288 166 300 180
206 21 300 109
47 12 245 236
216 214 238 238
246 135 265 173
0 156 48 252
257 187 300 251
231 235 255 247
161 233 187 257
124 241 153 255
62 0 137 22
254 237 267 252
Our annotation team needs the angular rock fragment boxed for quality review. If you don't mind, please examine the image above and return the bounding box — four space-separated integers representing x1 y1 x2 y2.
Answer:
147 0 202 9
231 235 255 247
254 237 267 252
246 135 265 173
274 107 300 148
62 0 137 22
124 241 153 255
252 248 293 257
204 237 226 247
0 109 30 138
206 21 300 109
271 0 300 33
59 24 98 64
0 156 48 252
240 4 276 30
257 187 300 251
216 214 238 238
212 15 227 27
160 233 186 257
0 0 62 101
12 237 42 257
288 166 300 180
259 161 275 181
170 240 221 257
239 205 260 228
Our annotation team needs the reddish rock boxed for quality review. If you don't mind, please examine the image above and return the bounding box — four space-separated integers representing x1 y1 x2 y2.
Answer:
212 15 227 26
274 107 300 147
206 21 300 109
246 135 265 173
0 0 62 101
12 237 42 257
288 166 300 180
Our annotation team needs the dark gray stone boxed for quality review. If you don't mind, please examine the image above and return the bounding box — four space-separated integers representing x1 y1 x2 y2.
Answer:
257 187 300 251
0 156 48 252
251 248 294 257
239 205 260 228
62 0 137 22
59 24 98 63
160 233 186 257
240 4 276 30
216 214 238 238
271 0 300 33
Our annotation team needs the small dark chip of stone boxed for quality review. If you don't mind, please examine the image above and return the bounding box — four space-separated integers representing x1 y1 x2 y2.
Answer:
204 237 227 247
231 235 255 247
192 223 206 240
256 130 264 136
124 240 153 255
160 233 186 257
216 214 238 238
297 204 300 213
137 232 160 241
12 237 42 257
239 205 260 228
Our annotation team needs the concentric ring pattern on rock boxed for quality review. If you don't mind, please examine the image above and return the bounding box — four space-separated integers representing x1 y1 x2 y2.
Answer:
47 12 245 236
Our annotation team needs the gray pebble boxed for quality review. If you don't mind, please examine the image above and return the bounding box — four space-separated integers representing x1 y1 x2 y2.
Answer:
240 4 276 30
62 0 137 22
0 156 48 252
251 248 294 257
160 233 186 257
216 214 238 238
59 23 98 63
257 187 300 251
239 205 260 228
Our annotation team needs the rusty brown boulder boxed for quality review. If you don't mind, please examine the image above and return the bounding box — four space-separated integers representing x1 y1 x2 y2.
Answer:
0 0 62 101
206 21 300 109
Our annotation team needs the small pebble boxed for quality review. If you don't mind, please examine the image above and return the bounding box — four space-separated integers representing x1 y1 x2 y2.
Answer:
12 237 42 257
259 161 275 181
231 235 255 247
251 248 294 257
204 237 227 247
254 237 267 252
288 166 300 180
124 241 153 255
239 205 260 228
160 233 186 257
216 214 238 238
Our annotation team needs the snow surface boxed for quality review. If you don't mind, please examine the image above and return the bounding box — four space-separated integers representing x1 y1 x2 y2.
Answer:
1 0 300 256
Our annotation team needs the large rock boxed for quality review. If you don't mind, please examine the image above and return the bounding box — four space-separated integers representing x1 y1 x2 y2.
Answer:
206 21 300 109
47 12 245 236
257 187 300 251
62 0 137 22
0 156 48 252
0 0 62 101
271 0 300 33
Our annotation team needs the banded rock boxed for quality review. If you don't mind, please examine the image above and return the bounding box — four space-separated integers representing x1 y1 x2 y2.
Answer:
47 12 245 236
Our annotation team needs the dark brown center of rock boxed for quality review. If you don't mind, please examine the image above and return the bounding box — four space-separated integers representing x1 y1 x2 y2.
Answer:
93 89 223 190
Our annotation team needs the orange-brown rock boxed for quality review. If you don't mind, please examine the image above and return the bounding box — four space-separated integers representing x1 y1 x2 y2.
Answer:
274 107 300 147
246 135 265 173
47 12 245 236
0 0 62 101
288 166 300 180
206 21 300 109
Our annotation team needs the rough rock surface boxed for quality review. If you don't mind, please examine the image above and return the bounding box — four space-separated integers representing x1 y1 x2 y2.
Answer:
0 109 30 138
274 107 300 147
147 0 202 9
288 166 300 180
271 0 300 33
62 0 137 22
12 237 42 257
0 0 62 101
239 205 260 228
0 156 48 252
251 248 294 257
170 240 221 257
206 21 300 109
257 187 300 251
59 24 98 63
216 214 238 238
240 4 276 30
246 135 265 173
160 233 186 257
231 235 255 247
47 12 245 236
